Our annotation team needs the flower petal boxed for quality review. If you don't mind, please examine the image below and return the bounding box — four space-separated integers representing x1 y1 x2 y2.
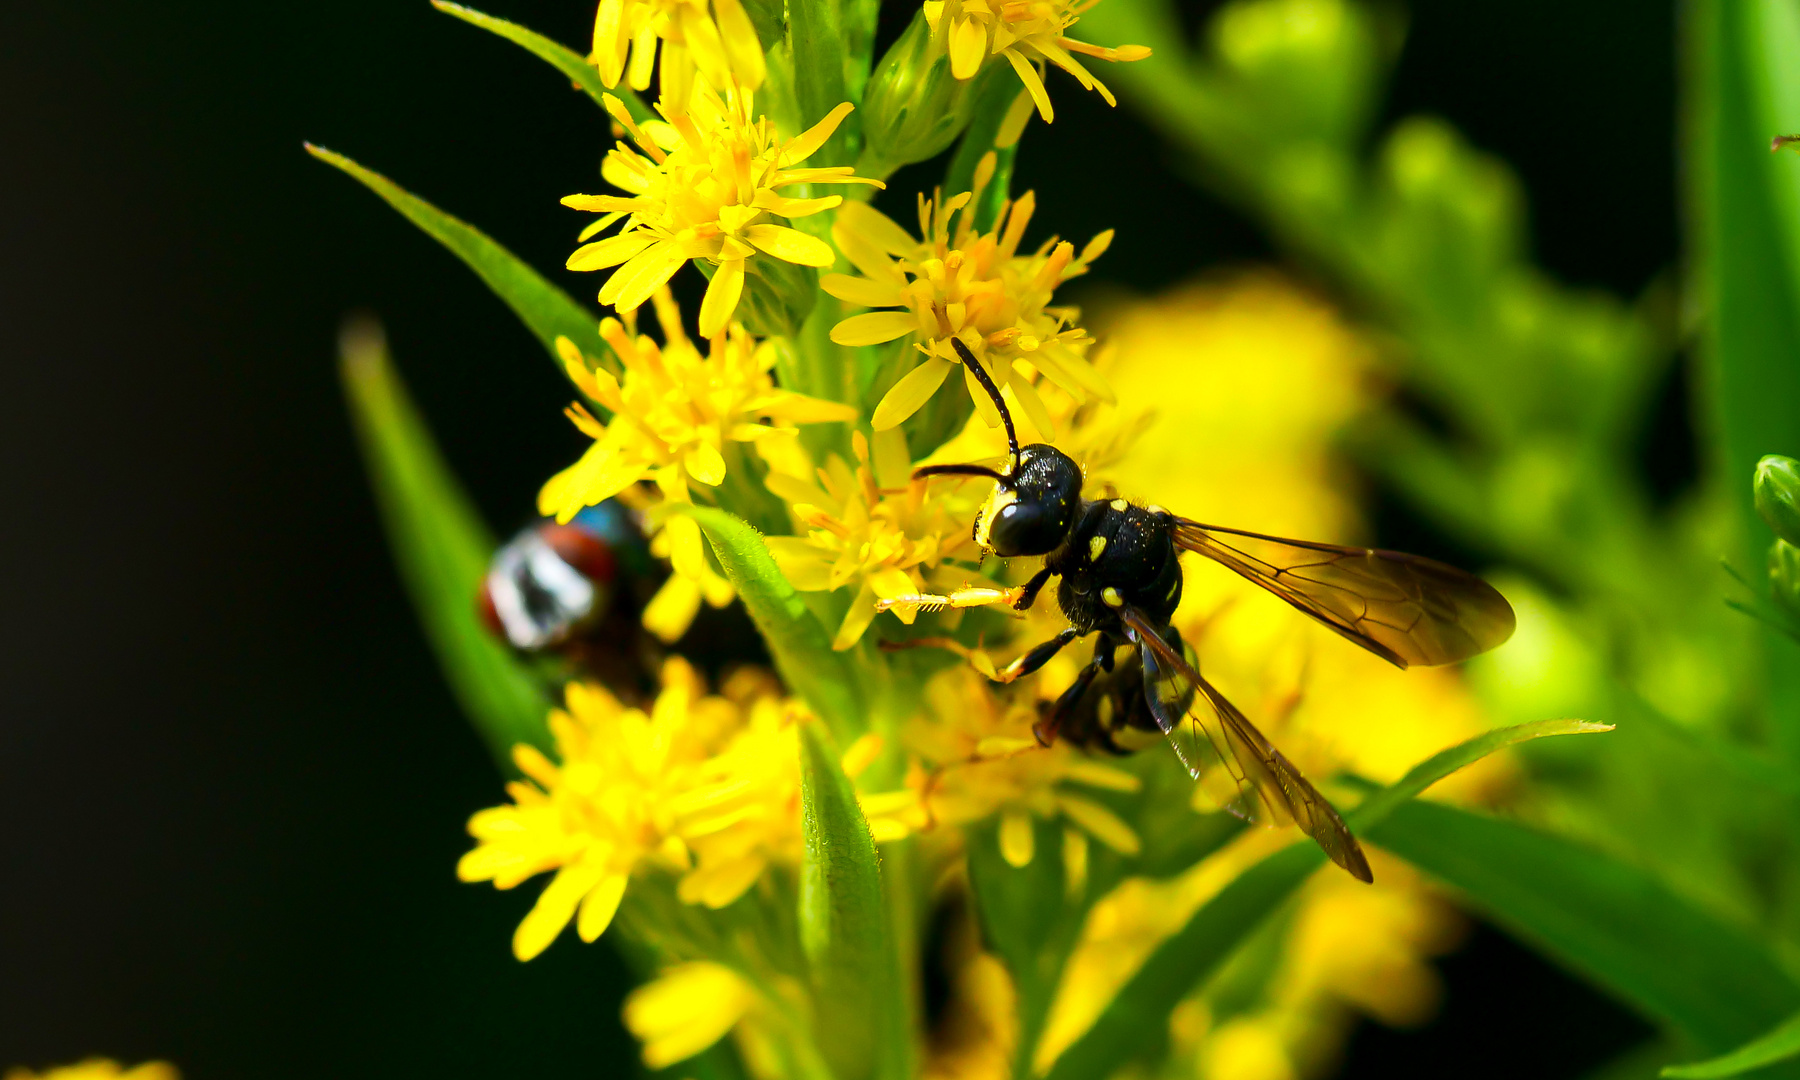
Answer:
699 258 745 338
513 860 608 960
832 582 880 650
836 201 919 256
642 574 702 644
1057 794 1141 855
870 356 953 429
832 310 922 347
1005 48 1055 122
601 241 687 311
742 223 836 267
999 810 1035 867
569 230 657 272
821 273 906 308
780 101 856 166
685 441 727 486
575 872 629 941
950 16 987 80
765 537 833 590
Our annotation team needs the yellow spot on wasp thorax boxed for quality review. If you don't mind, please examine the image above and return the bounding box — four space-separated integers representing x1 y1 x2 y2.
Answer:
1167 578 1180 601
1109 498 1128 512
974 487 1018 550
1089 535 1107 560
1102 586 1123 607
1147 504 1167 516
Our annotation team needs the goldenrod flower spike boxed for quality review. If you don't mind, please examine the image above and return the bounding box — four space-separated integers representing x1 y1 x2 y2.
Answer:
924 0 1150 122
564 85 881 335
459 662 808 961
824 179 1114 432
590 0 766 97
762 429 981 649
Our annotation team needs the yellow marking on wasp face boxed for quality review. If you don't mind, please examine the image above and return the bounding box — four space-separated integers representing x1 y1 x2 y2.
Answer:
1102 586 1123 607
1110 498 1128 512
974 487 1018 550
1089 535 1107 560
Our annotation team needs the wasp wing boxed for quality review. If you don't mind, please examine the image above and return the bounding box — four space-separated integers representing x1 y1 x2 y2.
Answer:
1172 519 1515 668
1123 606 1373 883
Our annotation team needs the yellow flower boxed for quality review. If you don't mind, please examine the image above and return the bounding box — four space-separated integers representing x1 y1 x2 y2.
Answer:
539 290 855 640
763 429 983 648
456 659 807 960
824 181 1114 435
925 0 1150 122
590 0 765 104
623 961 759 1068
865 666 1145 866
564 84 881 336
5 1063 177 1080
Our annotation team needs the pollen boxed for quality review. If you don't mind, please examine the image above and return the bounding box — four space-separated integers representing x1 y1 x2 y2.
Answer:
1088 535 1107 560
1102 586 1123 607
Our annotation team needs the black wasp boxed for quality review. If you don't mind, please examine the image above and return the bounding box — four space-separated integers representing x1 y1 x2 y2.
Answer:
883 339 1516 882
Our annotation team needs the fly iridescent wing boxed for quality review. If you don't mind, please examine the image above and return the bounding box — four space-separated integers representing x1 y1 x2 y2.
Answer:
1172 519 1515 668
1123 606 1373 883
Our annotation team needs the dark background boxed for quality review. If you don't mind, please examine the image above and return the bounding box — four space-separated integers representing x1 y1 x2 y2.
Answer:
1 0 1670 1075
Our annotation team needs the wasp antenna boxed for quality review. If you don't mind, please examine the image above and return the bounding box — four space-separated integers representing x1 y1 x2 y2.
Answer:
913 463 1009 482
949 337 1018 467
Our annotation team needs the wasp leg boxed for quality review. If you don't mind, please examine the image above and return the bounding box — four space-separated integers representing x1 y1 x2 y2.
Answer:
993 627 1081 684
875 584 1025 619
1033 653 1104 746
1013 566 1055 612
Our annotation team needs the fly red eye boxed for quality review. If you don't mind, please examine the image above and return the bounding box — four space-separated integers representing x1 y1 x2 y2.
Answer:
540 524 618 585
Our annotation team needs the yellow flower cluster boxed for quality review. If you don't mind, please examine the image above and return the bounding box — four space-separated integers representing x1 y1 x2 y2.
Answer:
763 429 983 648
927 0 1151 121
590 0 765 104
457 659 808 960
5 1064 176 1080
540 289 855 640
565 84 879 337
825 175 1114 436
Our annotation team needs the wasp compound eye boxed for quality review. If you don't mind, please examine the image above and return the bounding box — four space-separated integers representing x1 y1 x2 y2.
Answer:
978 444 1082 557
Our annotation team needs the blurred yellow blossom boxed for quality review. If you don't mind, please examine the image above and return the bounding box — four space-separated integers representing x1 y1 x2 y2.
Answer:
564 84 880 336
863 666 1145 865
623 961 760 1068
589 0 765 103
824 179 1114 435
457 658 807 960
5 1063 177 1080
1022 275 1500 1076
925 0 1151 121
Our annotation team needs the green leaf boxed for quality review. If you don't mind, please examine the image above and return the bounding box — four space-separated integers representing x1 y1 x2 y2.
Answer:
306 143 612 380
1040 718 1609 1080
668 505 864 740
1692 0 1800 755
1664 1012 1800 1079
1372 802 1800 1058
338 317 550 766
798 722 911 1080
429 1 653 122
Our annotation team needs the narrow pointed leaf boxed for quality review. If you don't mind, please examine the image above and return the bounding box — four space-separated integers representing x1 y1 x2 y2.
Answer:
668 504 863 740
798 722 910 1080
1041 718 1610 1080
1372 801 1800 1060
1663 1011 1800 1078
338 318 550 765
307 143 613 380
430 1 652 121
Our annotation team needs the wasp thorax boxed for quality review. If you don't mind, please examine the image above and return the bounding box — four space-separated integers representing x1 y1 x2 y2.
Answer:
977 444 1082 557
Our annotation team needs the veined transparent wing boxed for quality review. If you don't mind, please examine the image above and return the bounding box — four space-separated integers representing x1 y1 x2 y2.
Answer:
1123 606 1373 883
1172 519 1515 668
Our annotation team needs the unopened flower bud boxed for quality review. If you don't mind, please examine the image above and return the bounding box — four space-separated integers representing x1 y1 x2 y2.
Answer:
860 10 984 177
1770 539 1800 621
1754 455 1800 546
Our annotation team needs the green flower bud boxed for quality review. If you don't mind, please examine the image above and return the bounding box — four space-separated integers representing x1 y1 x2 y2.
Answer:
1211 0 1384 145
1770 539 1800 621
859 9 985 178
736 252 817 340
1754 454 1800 546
